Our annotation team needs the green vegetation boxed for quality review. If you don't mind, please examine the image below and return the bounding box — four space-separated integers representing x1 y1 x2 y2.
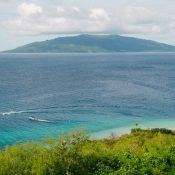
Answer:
5 34 175 53
1 128 175 175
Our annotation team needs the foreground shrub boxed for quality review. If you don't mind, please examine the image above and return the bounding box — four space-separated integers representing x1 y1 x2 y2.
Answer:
1 128 175 175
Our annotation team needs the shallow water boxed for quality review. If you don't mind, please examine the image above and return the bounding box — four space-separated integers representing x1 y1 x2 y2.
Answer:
0 53 175 147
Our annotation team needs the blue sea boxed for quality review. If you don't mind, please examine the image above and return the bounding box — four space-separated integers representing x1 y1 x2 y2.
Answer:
0 53 175 148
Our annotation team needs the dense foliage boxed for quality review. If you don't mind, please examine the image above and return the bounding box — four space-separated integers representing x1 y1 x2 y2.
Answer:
1 128 175 175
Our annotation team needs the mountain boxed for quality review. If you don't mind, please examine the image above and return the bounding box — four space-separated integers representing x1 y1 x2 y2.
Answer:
5 34 175 53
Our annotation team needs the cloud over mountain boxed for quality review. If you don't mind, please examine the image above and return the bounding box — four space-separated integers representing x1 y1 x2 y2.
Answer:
1 0 174 36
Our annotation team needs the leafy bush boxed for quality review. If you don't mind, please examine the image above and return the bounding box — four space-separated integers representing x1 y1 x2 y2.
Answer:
131 128 175 135
1 128 175 175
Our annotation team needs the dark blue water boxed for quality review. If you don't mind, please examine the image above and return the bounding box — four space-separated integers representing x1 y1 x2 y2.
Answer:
0 53 175 147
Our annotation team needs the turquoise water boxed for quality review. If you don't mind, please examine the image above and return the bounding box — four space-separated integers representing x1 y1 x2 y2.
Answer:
0 53 175 147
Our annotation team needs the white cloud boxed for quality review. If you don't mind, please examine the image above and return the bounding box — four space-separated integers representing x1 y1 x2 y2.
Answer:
125 6 159 25
17 3 42 17
3 2 175 36
89 8 110 21
4 3 111 35
72 6 80 13
118 6 167 34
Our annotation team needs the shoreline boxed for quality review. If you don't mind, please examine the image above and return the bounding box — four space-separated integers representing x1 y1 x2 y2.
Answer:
91 126 175 140
91 118 175 139
1 118 175 148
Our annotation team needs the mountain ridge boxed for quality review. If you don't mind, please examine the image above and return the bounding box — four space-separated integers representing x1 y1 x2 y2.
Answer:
4 34 175 53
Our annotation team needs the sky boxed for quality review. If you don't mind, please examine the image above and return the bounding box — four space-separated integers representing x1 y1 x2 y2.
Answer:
0 0 175 51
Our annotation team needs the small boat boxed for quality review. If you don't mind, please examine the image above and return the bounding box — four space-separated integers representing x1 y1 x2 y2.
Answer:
29 116 52 123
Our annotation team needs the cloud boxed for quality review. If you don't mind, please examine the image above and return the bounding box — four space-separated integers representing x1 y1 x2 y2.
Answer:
118 6 167 34
89 8 110 21
57 6 65 13
17 3 42 17
4 3 111 35
72 6 80 13
125 6 159 25
3 2 175 36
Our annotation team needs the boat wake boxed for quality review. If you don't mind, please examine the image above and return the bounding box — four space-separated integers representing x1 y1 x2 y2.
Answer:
37 119 52 123
0 111 26 116
0 109 51 116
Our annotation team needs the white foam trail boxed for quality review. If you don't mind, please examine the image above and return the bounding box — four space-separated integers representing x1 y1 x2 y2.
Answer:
1 110 54 123
0 110 26 116
36 118 52 123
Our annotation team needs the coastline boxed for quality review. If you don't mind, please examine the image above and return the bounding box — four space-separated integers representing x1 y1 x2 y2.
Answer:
91 118 175 139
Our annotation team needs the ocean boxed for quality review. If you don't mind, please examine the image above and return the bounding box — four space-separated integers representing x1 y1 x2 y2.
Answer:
0 53 175 148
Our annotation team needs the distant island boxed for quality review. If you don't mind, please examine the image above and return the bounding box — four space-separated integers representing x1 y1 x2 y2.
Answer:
4 34 175 53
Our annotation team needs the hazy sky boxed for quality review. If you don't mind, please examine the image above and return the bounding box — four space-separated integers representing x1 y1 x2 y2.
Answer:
0 0 175 51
